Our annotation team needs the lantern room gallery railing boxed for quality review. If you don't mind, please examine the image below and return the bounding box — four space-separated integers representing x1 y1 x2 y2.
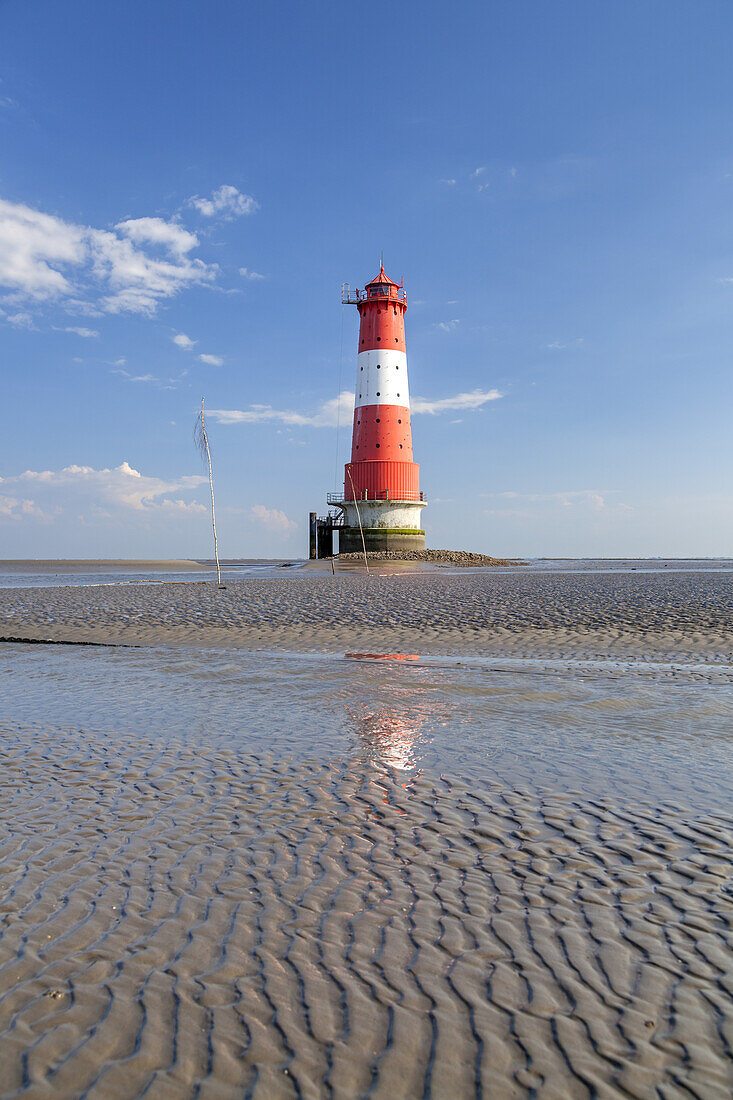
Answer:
327 490 425 505
341 283 407 306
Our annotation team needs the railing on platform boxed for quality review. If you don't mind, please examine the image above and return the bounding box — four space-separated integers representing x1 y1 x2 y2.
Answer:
327 490 425 505
341 282 407 306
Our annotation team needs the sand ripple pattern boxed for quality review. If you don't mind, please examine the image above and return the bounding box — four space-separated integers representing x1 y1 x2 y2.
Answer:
1 728 732 1098
1 571 733 659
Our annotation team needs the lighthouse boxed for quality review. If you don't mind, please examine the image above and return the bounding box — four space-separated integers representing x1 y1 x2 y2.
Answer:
329 266 426 553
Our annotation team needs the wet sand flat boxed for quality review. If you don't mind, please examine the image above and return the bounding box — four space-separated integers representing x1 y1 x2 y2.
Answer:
1 568 732 661
1 572 732 1097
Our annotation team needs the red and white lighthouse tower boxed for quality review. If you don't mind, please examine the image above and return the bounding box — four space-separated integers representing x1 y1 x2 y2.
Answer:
333 266 426 552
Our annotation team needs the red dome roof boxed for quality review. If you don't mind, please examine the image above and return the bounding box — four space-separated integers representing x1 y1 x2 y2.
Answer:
365 265 399 288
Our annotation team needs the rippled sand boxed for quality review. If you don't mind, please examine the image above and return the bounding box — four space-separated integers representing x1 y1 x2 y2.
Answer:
1 572 732 1097
1 569 732 660
1 726 731 1097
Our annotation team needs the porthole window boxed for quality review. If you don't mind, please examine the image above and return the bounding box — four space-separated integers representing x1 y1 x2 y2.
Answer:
377 337 381 341
397 393 400 397
396 365 399 370
394 338 398 342
399 444 403 449
398 419 401 424
376 391 380 396
376 443 380 448
376 417 380 423
360 365 363 371
377 364 381 369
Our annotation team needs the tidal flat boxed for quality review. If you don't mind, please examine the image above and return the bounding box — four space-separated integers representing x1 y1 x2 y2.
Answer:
0 564 732 1097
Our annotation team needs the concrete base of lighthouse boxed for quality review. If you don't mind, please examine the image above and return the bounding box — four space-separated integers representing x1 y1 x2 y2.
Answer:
336 499 427 554
339 527 425 553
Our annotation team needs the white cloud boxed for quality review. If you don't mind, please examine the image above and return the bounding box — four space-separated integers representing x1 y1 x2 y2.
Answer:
435 319 460 332
239 267 266 280
116 217 198 256
210 390 355 428
556 490 607 511
88 227 215 315
250 504 297 536
190 185 259 220
471 166 487 178
438 178 456 185
1 460 207 520
199 353 223 366
210 387 502 427
411 389 502 415
0 196 216 317
6 311 34 328
485 489 620 513
65 326 99 338
173 332 196 350
157 498 207 514
111 368 183 389
0 494 46 520
112 369 159 384
0 197 86 298
546 338 583 350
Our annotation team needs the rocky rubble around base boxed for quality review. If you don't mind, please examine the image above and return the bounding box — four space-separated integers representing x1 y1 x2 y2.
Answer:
336 549 521 566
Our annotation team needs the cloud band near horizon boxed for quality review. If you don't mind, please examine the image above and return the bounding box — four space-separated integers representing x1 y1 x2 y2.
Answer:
208 388 502 428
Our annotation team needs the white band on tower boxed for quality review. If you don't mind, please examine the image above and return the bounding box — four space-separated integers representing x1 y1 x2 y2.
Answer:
355 349 409 408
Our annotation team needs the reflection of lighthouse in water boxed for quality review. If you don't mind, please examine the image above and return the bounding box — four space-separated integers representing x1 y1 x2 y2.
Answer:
333 267 427 553
349 705 422 771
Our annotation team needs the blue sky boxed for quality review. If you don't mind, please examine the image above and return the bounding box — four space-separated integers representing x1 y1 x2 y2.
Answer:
2 0 733 558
